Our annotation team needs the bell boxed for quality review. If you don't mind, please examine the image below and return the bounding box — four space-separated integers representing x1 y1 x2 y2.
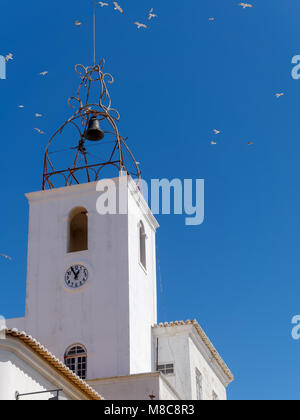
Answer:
84 116 105 141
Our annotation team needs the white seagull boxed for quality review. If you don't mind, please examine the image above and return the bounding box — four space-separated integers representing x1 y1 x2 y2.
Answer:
134 22 148 29
113 2 124 13
148 8 157 20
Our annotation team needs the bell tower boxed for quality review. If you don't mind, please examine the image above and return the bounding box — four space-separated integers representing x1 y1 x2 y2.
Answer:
9 61 159 380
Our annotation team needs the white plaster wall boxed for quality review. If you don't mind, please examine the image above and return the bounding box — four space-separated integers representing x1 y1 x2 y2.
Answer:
127 182 158 374
158 376 180 401
153 329 191 400
22 180 130 379
0 348 70 400
13 177 158 381
7 317 25 331
188 337 227 400
88 373 178 400
89 375 159 400
153 326 228 400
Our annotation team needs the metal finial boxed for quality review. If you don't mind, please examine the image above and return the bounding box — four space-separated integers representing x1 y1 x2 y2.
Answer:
93 0 96 66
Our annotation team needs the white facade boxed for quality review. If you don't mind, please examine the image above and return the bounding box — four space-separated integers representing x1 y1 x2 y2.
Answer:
8 176 158 380
0 335 99 400
88 372 180 400
7 176 233 400
153 323 231 400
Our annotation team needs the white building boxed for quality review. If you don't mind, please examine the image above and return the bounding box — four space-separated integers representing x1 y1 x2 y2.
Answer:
5 175 233 400
0 329 101 400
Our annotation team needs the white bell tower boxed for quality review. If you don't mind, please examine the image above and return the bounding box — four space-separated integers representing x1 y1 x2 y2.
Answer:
22 176 158 379
7 60 160 381
6 60 234 401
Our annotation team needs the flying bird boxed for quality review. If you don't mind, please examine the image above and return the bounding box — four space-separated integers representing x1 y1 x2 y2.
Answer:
34 128 45 134
98 1 109 6
209 18 215 21
248 141 254 145
39 71 48 76
35 113 43 118
210 141 217 145
213 129 221 134
113 2 124 13
75 20 82 27
0 253 12 261
148 8 157 20
5 53 13 62
18 105 24 109
134 22 148 29
275 93 284 98
239 2 253 8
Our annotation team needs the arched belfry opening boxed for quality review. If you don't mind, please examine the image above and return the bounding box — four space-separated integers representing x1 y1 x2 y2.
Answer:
68 207 88 253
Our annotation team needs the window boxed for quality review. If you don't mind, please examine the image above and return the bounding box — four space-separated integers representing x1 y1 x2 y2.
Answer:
196 368 203 400
157 363 174 375
139 221 146 269
64 344 87 379
68 207 88 253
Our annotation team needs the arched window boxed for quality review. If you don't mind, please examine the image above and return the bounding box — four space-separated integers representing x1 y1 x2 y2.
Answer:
64 344 87 379
139 221 147 270
68 207 88 253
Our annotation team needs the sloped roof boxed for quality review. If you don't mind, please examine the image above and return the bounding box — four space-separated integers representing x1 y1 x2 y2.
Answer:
153 319 234 383
5 329 102 400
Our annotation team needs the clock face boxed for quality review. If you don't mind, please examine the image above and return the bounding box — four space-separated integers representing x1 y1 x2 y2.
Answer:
64 265 88 289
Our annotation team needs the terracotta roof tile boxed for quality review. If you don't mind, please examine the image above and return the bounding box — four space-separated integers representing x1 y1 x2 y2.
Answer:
5 329 102 400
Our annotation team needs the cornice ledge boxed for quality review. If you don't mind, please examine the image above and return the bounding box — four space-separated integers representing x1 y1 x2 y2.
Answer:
127 176 159 232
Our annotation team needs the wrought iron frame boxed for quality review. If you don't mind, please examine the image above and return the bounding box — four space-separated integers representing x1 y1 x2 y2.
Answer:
42 59 141 190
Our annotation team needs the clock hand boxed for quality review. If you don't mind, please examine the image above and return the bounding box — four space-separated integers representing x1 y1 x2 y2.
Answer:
75 267 81 280
71 267 77 277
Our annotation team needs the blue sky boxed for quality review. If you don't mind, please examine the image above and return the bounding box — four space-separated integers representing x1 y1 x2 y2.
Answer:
1 0 300 400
